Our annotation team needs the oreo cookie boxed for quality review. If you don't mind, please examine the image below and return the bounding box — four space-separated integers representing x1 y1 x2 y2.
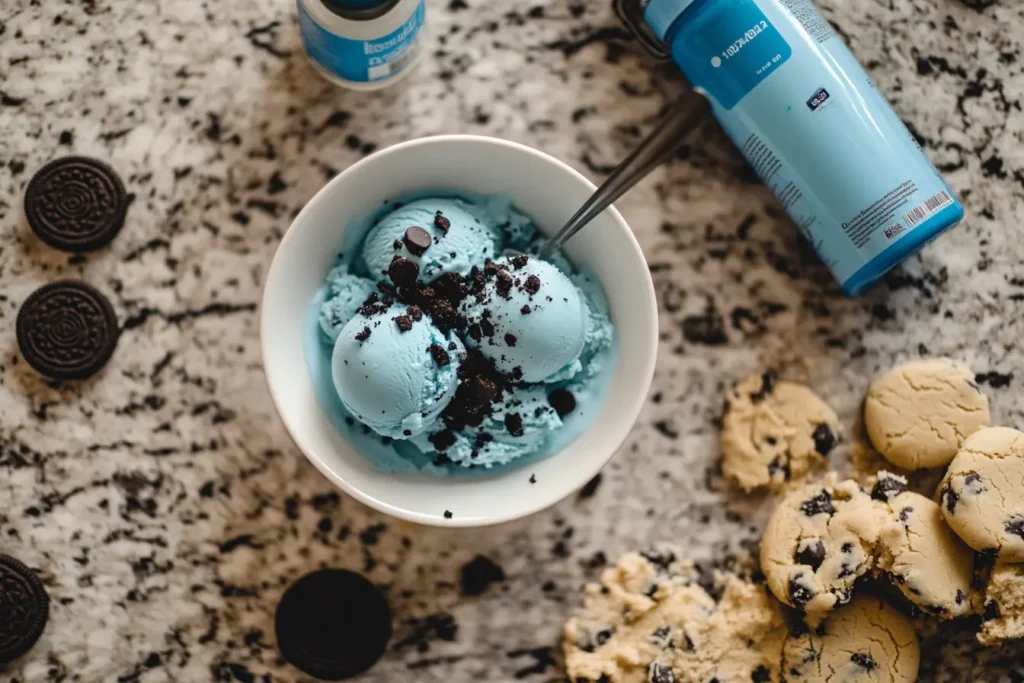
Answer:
17 280 119 380
275 569 392 680
0 555 50 664
24 156 128 252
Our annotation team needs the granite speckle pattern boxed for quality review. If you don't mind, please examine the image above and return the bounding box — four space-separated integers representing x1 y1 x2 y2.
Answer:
0 0 1022 681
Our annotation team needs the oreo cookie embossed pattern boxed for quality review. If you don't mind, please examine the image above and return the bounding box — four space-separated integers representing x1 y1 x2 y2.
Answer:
0 555 50 665
16 280 120 380
24 156 128 252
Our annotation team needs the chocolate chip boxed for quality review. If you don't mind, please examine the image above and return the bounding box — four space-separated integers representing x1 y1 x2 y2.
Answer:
429 344 451 367
964 472 983 489
504 333 517 347
650 626 671 644
403 226 432 256
648 663 676 683
511 254 528 270
749 370 777 402
794 539 826 571
1005 516 1024 541
800 490 835 517
788 575 815 609
520 305 531 315
942 484 960 515
504 412 524 437
751 666 771 683
899 507 914 524
388 257 419 286
983 599 1001 621
355 327 371 342
511 366 523 381
594 628 614 648
392 239 402 250
871 473 907 501
812 423 836 455
434 212 450 232
448 341 458 351
548 389 576 417
524 275 541 294
850 653 876 670
393 315 413 332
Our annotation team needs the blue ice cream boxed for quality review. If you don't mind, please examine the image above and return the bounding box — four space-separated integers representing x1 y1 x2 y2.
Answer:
318 264 377 341
331 304 464 439
360 198 501 280
305 192 617 476
460 256 588 383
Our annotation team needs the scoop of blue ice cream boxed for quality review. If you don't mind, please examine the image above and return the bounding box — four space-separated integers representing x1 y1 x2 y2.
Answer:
460 256 588 383
318 265 377 341
331 305 465 439
360 198 502 281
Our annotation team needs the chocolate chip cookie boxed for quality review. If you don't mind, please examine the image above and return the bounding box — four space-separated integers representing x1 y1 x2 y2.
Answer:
939 426 1024 562
864 358 990 470
761 478 885 616
781 595 920 683
722 372 840 491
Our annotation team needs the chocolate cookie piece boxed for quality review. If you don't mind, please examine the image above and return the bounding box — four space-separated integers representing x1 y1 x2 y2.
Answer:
0 555 50 664
17 280 119 380
275 569 392 680
24 156 128 252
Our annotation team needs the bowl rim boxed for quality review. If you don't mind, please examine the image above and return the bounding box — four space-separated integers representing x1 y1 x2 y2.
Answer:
260 134 658 527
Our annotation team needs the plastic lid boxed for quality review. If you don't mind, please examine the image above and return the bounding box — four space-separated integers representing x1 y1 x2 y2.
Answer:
321 0 401 20
643 0 699 41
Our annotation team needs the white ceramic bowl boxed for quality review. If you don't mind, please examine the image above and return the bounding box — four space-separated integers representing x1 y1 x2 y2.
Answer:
261 135 657 527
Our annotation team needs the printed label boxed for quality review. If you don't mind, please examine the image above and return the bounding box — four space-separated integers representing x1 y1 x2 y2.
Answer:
670 0 792 110
298 0 425 83
806 86 830 110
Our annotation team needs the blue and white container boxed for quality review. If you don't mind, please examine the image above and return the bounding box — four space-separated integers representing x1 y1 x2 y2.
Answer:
643 0 964 295
298 0 425 90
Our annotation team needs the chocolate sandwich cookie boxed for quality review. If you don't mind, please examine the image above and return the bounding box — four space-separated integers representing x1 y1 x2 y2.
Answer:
275 569 392 680
0 555 50 664
17 280 119 380
24 156 128 252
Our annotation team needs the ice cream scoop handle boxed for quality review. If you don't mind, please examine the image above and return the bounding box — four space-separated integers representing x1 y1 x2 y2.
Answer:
541 90 711 257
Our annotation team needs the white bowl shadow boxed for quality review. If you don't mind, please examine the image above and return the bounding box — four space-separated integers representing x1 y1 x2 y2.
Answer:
261 135 657 527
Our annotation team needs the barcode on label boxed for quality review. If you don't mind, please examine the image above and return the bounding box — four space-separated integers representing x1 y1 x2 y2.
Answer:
368 43 419 81
903 190 953 228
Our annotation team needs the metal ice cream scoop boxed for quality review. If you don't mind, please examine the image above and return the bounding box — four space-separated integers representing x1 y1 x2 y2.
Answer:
541 90 711 257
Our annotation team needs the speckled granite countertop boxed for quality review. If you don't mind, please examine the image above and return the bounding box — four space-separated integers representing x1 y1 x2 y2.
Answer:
0 0 1022 681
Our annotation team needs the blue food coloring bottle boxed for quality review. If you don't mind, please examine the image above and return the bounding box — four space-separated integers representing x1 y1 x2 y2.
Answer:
640 0 964 295
297 0 425 90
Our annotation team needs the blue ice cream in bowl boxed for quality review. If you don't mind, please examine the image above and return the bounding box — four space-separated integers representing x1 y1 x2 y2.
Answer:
262 136 657 526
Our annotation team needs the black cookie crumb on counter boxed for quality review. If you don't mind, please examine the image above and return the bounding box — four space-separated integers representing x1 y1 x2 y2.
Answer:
460 555 506 596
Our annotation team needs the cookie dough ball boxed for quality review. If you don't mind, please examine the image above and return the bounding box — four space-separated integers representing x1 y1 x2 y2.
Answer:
564 548 787 683
979 562 1024 645
782 595 920 683
761 478 885 615
939 426 1024 562
875 482 976 618
864 358 990 470
722 372 840 491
